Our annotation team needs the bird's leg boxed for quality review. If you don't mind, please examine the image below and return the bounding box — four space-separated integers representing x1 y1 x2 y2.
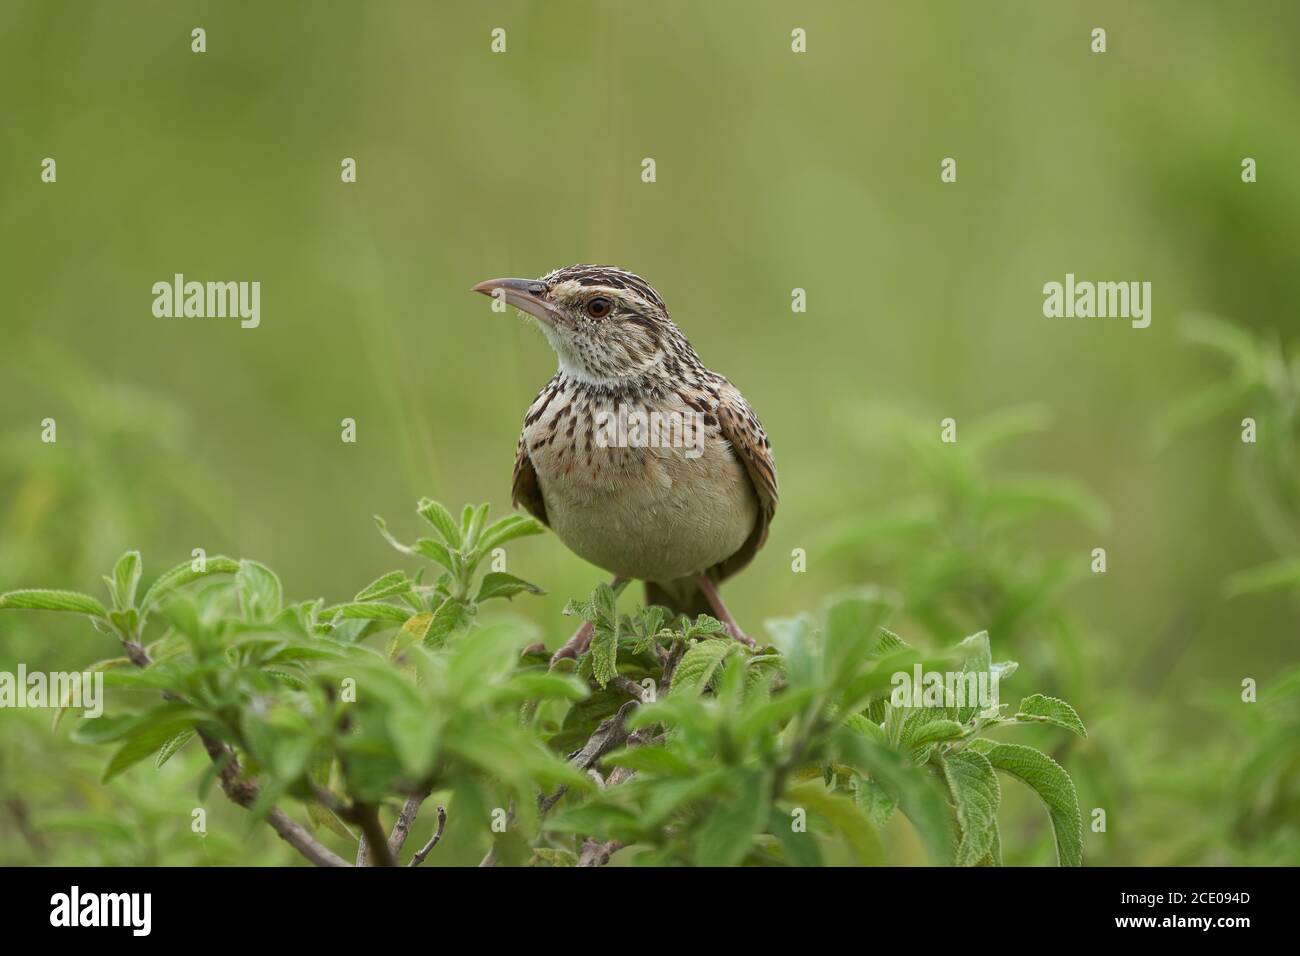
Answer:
695 575 757 648
550 576 626 667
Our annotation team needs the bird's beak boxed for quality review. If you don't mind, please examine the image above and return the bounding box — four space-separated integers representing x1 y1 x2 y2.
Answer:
471 277 559 326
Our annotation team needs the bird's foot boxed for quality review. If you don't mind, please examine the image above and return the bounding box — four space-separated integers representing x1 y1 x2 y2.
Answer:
722 619 756 648
549 619 595 668
695 574 757 649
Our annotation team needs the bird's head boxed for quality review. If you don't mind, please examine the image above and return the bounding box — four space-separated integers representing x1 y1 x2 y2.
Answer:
472 264 693 387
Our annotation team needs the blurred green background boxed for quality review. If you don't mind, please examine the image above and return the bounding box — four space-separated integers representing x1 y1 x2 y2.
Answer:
2 1 1298 865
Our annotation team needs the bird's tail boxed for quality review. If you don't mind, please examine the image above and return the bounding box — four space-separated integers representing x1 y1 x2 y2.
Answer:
644 578 712 622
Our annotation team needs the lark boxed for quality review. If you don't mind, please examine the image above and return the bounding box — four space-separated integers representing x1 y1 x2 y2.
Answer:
473 265 778 663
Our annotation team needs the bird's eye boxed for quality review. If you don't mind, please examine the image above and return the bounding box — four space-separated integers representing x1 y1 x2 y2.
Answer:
584 296 613 319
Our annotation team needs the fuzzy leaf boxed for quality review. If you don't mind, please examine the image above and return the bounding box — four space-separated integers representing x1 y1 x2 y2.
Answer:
236 560 282 623
942 749 1002 866
589 622 619 690
389 611 432 659
478 514 546 554
671 639 738 695
785 779 885 866
971 740 1082 867
694 770 769 866
110 551 143 611
156 729 195 768
354 570 413 602
822 591 890 689
1014 694 1087 737
417 498 462 547
0 589 109 618
323 601 410 624
424 598 471 648
139 556 240 612
476 572 544 602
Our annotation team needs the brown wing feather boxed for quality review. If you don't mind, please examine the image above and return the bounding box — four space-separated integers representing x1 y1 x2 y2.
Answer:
511 432 548 526
710 380 778 582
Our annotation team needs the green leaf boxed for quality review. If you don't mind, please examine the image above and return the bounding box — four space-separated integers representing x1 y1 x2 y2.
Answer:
417 498 462 547
589 621 619 690
852 775 897 827
694 770 770 866
1014 694 1087 737
139 556 240 612
833 728 953 864
110 551 143 611
478 514 546 553
236 560 282 623
600 745 693 776
0 589 109 617
971 740 1082 867
108 608 139 640
785 779 885 866
952 631 993 724
464 502 490 548
768 806 824 866
906 718 965 748
103 710 201 781
156 729 195 768
354 570 413 602
387 705 439 777
414 538 455 571
822 591 891 689
388 611 431 658
323 601 410 624
475 572 544 602
506 672 590 702
942 750 1002 866
682 614 725 638
424 597 471 648
593 581 623 619
444 623 532 695
671 639 738 695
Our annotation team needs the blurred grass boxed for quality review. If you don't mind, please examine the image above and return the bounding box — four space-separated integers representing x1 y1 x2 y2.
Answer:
2 1 1299 865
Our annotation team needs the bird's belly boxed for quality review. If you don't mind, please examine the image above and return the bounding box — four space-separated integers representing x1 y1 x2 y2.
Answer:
532 442 758 583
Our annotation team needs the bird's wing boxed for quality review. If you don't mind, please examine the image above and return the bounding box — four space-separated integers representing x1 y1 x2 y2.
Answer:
511 431 549 526
712 380 778 581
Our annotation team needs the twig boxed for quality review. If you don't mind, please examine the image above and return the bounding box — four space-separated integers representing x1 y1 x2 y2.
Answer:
126 642 350 866
660 641 686 693
195 722 350 867
538 700 638 816
611 675 648 703
577 838 625 867
409 805 447 866
353 803 397 867
388 790 430 858
310 784 396 868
